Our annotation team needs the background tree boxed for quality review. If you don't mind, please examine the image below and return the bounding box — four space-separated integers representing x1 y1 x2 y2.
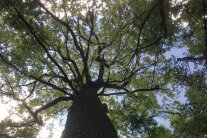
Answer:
175 0 207 68
170 72 207 137
0 0 206 137
168 0 207 137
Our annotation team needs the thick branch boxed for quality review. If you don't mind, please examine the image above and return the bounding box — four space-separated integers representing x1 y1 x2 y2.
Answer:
23 96 73 125
0 54 71 96
34 96 73 116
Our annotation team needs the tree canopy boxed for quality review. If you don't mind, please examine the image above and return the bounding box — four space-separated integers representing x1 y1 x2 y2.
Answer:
0 0 207 137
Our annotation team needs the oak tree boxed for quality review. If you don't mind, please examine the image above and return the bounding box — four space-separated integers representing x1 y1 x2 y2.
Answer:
0 0 206 137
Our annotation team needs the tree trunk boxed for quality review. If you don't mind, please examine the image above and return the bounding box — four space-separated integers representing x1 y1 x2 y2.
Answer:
61 87 118 138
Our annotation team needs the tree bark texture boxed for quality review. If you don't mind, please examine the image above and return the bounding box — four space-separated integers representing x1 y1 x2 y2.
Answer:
61 88 118 138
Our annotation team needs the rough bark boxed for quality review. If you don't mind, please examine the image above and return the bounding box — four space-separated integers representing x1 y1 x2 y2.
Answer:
61 87 118 138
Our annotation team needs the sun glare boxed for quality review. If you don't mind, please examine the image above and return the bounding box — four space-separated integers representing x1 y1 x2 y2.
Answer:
40 0 106 18
0 98 18 121
171 0 189 28
37 118 64 138
0 103 9 121
0 99 64 138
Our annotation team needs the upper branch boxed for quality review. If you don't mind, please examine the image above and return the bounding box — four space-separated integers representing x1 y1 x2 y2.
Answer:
133 1 160 56
0 53 71 96
39 2 92 84
99 87 160 96
176 56 205 63
7 1 79 93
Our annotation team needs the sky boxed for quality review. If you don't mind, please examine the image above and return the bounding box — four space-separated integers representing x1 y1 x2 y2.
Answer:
154 46 188 130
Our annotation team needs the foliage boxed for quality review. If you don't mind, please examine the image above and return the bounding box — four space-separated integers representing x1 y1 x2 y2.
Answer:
0 0 206 137
170 72 207 137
